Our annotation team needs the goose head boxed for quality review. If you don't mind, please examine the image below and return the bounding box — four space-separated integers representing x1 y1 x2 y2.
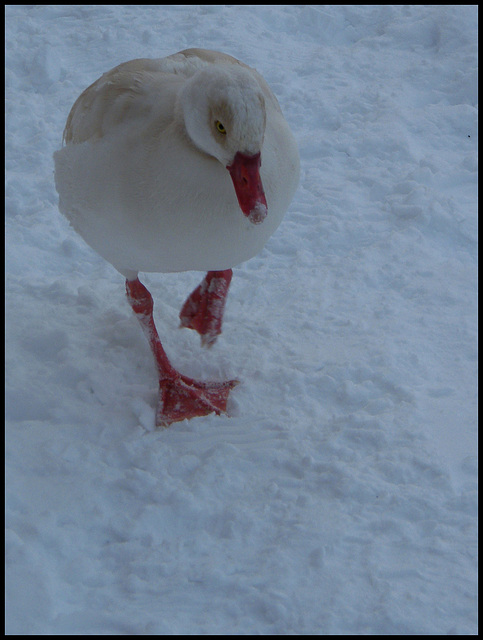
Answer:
179 65 268 224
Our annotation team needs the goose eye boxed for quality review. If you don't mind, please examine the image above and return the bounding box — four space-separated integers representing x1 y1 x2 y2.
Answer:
215 120 227 135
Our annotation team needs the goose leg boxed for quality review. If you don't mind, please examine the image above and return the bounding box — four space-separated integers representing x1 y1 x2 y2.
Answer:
179 269 233 347
126 277 237 427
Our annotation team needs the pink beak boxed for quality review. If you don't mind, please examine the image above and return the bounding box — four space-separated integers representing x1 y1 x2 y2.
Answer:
227 151 268 224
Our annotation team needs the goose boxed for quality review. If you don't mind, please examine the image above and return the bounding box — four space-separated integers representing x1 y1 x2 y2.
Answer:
54 48 300 427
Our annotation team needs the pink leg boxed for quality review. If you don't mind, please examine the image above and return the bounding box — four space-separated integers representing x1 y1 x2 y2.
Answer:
179 270 233 347
126 277 237 427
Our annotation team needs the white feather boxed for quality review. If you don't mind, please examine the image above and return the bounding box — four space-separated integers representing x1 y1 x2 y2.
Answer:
54 48 300 276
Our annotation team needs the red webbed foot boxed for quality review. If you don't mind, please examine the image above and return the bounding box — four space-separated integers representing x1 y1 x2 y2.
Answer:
157 374 238 426
179 270 233 347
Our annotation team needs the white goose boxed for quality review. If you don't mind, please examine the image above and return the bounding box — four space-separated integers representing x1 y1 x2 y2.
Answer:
54 48 299 426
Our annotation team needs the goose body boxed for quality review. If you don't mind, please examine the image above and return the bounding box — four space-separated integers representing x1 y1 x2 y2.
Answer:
54 48 299 277
54 48 299 426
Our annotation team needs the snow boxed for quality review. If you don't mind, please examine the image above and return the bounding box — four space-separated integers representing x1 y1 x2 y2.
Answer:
5 4 477 635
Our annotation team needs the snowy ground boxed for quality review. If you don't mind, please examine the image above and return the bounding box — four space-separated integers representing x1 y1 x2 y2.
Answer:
5 5 478 635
